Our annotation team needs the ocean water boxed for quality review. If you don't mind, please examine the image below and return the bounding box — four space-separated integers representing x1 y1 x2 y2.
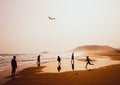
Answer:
0 52 73 72
0 54 53 72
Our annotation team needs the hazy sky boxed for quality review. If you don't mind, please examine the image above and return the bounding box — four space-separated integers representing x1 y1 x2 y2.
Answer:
0 0 120 53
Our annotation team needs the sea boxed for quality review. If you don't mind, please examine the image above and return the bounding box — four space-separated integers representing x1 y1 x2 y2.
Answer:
0 52 76 72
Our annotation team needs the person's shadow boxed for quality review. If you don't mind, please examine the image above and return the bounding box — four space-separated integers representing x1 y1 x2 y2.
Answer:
57 64 61 72
71 61 75 70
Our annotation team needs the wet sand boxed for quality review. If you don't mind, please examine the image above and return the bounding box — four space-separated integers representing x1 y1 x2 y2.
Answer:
0 63 36 85
2 56 120 85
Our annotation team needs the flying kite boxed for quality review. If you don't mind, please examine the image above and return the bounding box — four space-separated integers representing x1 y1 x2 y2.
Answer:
48 16 55 20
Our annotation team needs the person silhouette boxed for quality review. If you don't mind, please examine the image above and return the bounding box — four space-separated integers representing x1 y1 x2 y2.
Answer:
57 56 61 65
11 56 17 78
37 55 41 66
57 64 61 72
71 53 74 64
85 56 94 69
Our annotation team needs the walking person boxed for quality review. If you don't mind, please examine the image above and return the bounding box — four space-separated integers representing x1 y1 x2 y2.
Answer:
57 56 61 65
37 55 41 66
71 53 74 63
11 56 17 78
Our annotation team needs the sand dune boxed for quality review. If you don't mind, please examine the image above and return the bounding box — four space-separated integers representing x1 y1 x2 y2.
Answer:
72 45 120 53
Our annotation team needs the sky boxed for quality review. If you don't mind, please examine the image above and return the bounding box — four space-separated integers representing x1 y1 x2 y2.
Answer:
0 0 120 53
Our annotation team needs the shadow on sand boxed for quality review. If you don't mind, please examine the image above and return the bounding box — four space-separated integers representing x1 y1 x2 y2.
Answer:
3 66 46 85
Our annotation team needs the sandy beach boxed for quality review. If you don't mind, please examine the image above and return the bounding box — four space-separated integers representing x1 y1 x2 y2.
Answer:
1 55 120 85
1 0 120 85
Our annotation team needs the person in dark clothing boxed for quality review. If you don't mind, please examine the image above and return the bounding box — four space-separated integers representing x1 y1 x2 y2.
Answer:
11 56 17 78
85 56 94 69
57 56 61 65
37 55 41 66
71 53 74 64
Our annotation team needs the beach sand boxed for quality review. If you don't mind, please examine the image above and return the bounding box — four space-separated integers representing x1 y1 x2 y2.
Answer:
2 55 120 85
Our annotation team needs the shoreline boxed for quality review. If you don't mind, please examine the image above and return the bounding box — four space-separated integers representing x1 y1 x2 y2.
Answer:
1 55 120 85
